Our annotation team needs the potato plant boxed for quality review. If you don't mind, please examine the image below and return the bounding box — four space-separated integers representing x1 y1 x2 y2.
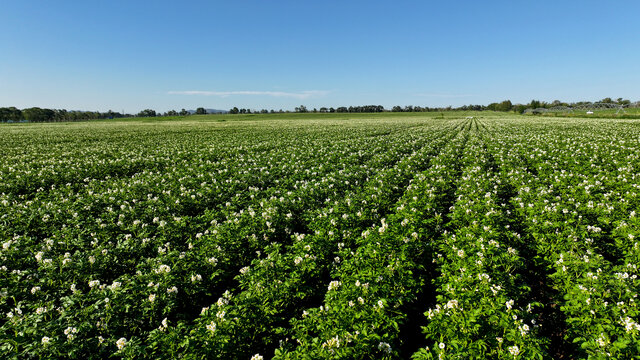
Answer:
2 115 640 359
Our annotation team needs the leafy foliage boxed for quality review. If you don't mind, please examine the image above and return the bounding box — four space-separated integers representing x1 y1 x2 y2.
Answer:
1 116 640 359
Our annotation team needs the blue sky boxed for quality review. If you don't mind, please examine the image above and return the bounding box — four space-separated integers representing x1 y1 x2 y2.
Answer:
1 0 639 113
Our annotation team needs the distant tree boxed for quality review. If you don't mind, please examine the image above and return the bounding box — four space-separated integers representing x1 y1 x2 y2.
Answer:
513 104 528 114
23 107 55 122
0 107 23 122
137 109 156 117
106 110 121 119
612 98 631 105
66 112 78 121
167 110 178 116
344 105 385 113
180 108 189 116
53 109 68 121
319 107 328 113
529 100 541 109
329 107 335 113
295 105 308 113
601 97 613 104
496 100 513 112
195 107 207 115
229 107 239 114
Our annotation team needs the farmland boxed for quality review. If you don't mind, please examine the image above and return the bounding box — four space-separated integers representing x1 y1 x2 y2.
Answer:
1 113 640 359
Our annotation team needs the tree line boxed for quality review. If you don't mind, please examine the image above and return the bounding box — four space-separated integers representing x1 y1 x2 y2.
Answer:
2 98 638 122
288 98 635 114
487 98 635 114
0 107 197 122
0 107 130 123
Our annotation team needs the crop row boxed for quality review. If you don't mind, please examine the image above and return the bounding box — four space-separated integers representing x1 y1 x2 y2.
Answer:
412 122 546 359
0 120 449 358
486 118 640 359
162 121 467 359
267 119 470 359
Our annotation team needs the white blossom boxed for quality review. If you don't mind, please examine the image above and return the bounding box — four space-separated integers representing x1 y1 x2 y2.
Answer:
328 280 341 291
378 341 392 353
116 337 127 350
506 299 514 310
206 321 216 333
508 345 519 356
155 264 171 274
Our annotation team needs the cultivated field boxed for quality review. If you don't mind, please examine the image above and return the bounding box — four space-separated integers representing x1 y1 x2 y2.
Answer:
1 114 640 359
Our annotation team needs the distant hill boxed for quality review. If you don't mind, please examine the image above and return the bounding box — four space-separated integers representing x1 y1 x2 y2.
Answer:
187 109 228 114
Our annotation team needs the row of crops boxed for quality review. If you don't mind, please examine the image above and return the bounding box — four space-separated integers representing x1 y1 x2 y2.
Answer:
1 116 640 359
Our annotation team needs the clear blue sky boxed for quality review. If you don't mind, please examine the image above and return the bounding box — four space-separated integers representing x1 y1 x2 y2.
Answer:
1 0 639 113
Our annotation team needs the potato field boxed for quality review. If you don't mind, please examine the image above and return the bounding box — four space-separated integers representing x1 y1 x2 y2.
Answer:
1 115 640 359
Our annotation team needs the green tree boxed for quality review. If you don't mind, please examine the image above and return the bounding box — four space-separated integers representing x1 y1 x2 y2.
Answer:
0 107 23 122
496 100 513 112
54 109 69 121
513 104 528 114
137 109 156 117
195 107 207 114
23 107 54 122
